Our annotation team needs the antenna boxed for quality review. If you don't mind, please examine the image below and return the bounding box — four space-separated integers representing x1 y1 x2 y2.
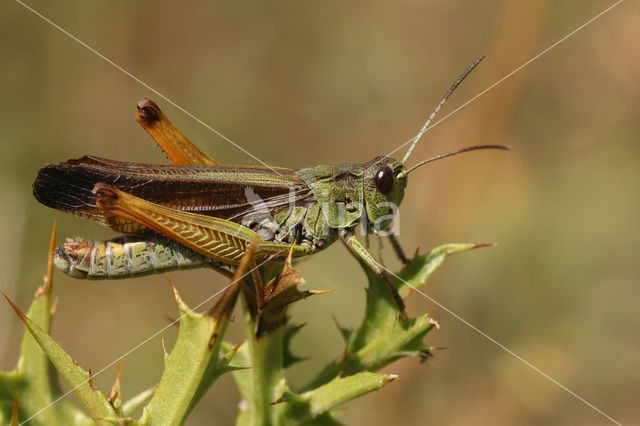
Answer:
402 55 485 164
404 144 509 175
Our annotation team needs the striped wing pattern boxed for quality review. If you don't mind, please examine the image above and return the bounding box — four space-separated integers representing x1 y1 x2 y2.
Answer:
94 184 260 266
144 209 247 264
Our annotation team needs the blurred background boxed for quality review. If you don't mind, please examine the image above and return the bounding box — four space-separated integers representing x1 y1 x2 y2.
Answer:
1 1 638 424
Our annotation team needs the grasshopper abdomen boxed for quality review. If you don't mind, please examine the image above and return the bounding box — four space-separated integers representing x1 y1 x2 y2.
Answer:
55 236 217 279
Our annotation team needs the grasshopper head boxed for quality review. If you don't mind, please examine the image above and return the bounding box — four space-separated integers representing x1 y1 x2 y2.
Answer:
357 57 510 234
362 156 408 232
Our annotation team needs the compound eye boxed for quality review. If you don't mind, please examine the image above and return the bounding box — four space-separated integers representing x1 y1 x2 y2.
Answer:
374 165 394 194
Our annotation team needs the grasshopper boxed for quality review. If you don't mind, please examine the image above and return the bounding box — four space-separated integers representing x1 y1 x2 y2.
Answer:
33 56 507 318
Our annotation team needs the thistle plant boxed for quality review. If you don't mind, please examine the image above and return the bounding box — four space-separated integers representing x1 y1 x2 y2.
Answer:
1 224 489 425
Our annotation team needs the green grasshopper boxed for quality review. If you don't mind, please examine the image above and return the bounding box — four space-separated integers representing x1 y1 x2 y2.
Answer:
33 56 507 318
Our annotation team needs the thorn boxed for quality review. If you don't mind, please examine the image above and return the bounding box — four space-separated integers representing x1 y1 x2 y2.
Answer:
472 243 496 249
4 294 28 323
268 391 294 405
164 315 179 327
230 340 244 357
108 361 123 405
11 393 18 425
291 355 312 364
331 315 342 329
88 369 98 391
50 296 59 316
286 242 296 267
308 288 336 296
414 246 421 257
37 220 57 298
166 274 185 310
161 339 168 360
419 350 434 363
383 374 398 384
291 322 306 332
225 366 250 372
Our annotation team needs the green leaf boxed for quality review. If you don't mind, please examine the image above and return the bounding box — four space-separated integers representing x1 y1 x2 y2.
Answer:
1 225 93 425
395 243 492 297
280 371 396 422
139 278 241 425
4 295 117 424
305 243 490 389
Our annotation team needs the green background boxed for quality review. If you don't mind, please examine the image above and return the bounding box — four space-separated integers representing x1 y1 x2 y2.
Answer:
1 1 638 424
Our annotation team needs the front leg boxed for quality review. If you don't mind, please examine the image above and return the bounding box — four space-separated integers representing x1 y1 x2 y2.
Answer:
342 233 407 321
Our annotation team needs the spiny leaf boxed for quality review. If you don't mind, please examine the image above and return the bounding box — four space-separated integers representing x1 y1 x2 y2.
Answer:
140 247 251 425
306 243 486 390
304 371 396 416
278 371 396 422
4 294 117 423
306 313 437 390
0 223 93 425
395 243 494 297
139 284 218 424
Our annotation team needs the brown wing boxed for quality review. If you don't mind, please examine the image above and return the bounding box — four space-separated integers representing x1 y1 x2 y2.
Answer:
33 156 313 234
